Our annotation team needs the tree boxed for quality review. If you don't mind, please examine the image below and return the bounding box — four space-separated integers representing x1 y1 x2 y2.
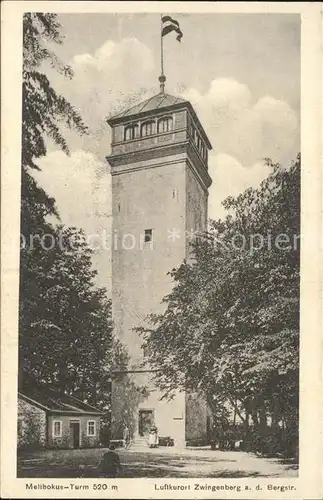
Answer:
22 13 87 171
20 226 113 399
19 14 117 413
138 155 300 457
21 12 88 240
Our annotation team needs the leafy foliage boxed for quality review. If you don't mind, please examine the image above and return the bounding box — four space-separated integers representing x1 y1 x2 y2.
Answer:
20 227 113 401
22 13 87 170
19 14 117 413
111 372 150 440
139 155 300 456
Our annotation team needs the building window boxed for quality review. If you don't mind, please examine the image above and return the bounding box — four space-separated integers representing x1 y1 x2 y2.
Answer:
191 126 207 161
172 188 179 201
141 120 155 137
18 418 24 436
144 229 153 243
124 124 138 141
142 345 150 358
53 420 62 438
196 133 201 150
201 143 205 160
87 420 96 437
157 116 173 133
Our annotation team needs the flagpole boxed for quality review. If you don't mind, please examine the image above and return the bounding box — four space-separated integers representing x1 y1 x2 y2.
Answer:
159 14 166 93
160 14 164 77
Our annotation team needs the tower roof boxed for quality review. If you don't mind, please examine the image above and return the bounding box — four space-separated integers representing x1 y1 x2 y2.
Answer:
111 92 187 119
107 91 212 150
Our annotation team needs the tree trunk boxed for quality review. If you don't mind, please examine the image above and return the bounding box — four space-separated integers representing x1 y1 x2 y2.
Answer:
228 396 246 424
271 399 281 430
251 410 259 428
259 406 267 433
92 382 97 405
206 393 217 415
233 401 237 426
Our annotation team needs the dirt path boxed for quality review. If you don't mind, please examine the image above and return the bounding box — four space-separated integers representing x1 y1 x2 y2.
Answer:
18 447 298 478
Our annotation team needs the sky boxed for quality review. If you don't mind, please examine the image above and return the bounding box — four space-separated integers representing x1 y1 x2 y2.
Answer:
33 13 300 288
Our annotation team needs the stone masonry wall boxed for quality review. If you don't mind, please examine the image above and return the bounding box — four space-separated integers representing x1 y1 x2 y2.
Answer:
18 398 46 450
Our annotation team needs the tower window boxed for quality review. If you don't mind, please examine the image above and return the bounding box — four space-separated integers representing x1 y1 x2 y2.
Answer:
141 121 155 137
144 229 153 243
142 345 150 358
124 124 138 141
157 116 173 133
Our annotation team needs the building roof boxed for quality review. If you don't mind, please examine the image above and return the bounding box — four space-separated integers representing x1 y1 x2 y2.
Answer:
111 92 187 119
107 91 212 150
19 382 104 415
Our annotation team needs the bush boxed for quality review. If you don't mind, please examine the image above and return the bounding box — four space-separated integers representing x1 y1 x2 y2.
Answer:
244 427 298 458
284 425 299 458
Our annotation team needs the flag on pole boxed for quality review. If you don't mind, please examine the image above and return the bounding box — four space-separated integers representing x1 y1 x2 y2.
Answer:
161 15 183 42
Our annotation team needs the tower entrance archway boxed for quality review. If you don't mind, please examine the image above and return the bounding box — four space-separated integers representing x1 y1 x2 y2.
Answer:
138 409 154 437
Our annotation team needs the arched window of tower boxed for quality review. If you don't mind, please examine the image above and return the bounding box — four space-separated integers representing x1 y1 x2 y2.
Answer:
124 124 138 141
201 143 205 161
157 116 173 134
141 120 155 137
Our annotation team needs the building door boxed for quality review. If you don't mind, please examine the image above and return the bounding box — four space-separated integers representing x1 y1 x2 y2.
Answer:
138 410 154 437
70 422 80 448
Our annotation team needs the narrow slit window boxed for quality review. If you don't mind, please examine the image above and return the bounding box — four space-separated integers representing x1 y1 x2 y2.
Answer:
144 229 153 243
173 189 178 201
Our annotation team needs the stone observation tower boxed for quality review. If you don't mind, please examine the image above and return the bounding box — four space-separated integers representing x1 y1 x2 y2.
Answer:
106 80 213 447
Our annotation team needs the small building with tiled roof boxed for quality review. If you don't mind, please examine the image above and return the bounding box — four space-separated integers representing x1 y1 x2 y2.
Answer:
18 383 104 450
